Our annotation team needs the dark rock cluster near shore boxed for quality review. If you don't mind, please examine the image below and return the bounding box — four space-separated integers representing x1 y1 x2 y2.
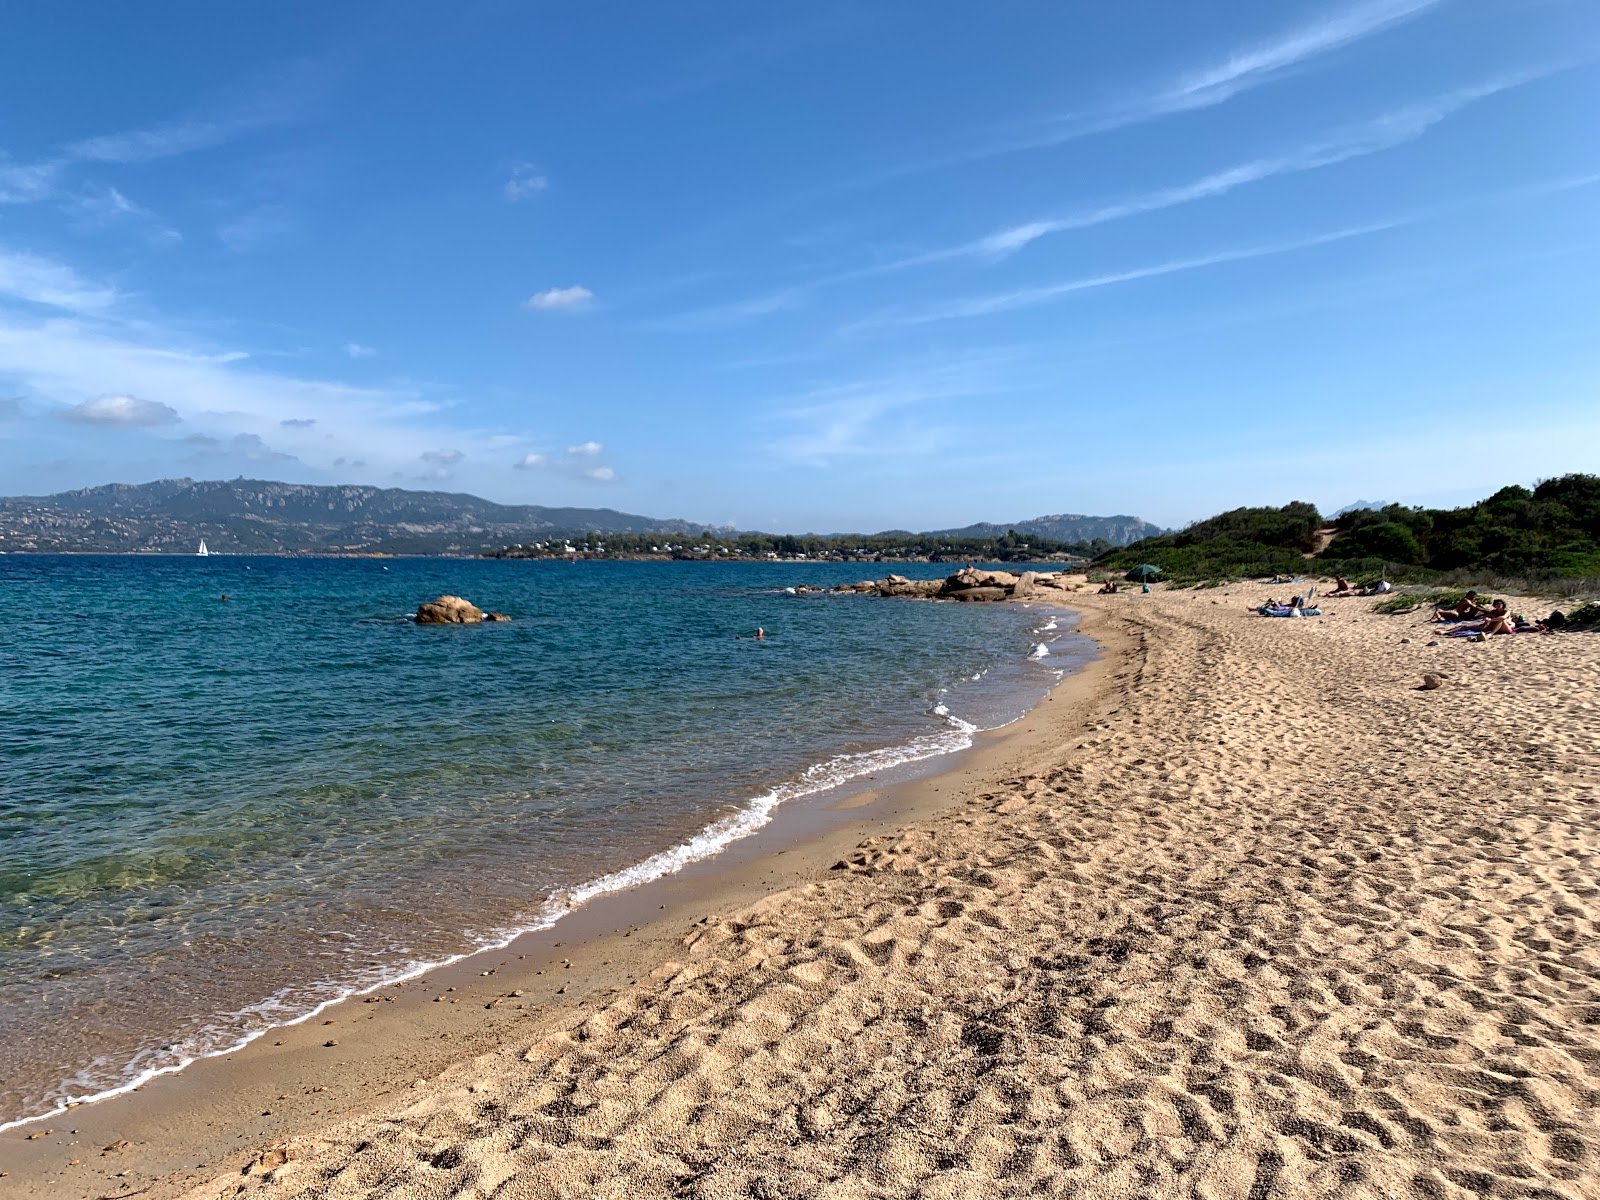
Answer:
794 567 1082 602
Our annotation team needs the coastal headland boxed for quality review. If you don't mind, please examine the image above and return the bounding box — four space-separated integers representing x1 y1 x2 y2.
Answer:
6 580 1597 1199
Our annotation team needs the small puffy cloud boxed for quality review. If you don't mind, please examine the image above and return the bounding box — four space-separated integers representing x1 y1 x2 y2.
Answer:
344 342 376 358
503 161 550 202
514 452 549 470
61 393 180 426
584 466 617 483
332 457 368 469
420 448 464 466
525 285 594 312
566 440 603 456
280 417 316 428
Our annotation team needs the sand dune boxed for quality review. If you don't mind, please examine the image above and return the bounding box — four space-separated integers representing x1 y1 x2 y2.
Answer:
159 590 1600 1197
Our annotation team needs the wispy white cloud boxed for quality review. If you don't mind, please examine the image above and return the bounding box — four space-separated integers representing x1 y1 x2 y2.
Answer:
765 351 1018 465
514 452 549 470
0 245 533 479
525 285 595 312
584 466 617 482
343 341 376 358
843 220 1407 335
926 69 1555 267
566 440 603 456
972 0 1449 163
665 70 1556 332
1 60 317 208
420 448 465 466
0 249 120 311
68 186 182 245
60 393 180 427
503 160 550 202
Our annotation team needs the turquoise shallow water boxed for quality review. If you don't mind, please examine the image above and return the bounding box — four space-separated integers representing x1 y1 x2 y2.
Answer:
0 556 1085 1126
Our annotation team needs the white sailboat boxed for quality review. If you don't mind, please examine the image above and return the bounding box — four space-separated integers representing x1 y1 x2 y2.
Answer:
197 539 210 557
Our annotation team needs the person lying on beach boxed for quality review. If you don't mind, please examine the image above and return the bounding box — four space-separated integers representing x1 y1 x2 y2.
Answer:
1327 577 1357 596
1432 591 1485 622
1097 581 1119 594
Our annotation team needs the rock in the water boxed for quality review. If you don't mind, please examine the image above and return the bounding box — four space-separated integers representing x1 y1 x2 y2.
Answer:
949 586 1010 602
483 611 512 622
416 595 485 624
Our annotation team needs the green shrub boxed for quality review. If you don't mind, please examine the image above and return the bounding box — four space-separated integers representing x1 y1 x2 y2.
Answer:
1371 589 1466 615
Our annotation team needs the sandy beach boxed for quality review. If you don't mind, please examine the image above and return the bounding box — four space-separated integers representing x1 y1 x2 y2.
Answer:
8 585 1599 1200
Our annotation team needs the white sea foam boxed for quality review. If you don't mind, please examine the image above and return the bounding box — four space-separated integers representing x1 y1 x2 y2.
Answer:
1041 619 1059 631
0 696 990 1133
1029 642 1050 659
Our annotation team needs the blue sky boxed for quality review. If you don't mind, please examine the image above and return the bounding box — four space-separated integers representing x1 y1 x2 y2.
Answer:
0 0 1595 531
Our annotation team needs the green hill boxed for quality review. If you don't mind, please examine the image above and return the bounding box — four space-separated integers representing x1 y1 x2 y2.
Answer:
1095 475 1600 583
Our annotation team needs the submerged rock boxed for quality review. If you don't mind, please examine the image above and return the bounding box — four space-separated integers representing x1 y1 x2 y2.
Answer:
483 611 512 622
416 595 485 624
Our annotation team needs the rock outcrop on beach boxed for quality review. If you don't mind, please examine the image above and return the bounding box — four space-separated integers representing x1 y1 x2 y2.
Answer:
415 595 487 624
828 568 1081 602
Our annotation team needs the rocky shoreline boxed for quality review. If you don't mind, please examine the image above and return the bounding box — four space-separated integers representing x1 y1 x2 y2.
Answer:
798 566 1085 602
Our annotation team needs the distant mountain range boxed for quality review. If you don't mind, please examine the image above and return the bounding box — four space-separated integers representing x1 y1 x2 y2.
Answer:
0 478 719 555
0 478 1165 555
1333 500 1396 516
925 514 1168 546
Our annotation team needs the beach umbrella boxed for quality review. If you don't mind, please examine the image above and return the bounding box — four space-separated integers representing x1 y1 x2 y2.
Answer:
1127 564 1163 580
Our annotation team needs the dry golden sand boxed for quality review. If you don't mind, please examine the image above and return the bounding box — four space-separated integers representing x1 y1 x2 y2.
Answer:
66 591 1600 1197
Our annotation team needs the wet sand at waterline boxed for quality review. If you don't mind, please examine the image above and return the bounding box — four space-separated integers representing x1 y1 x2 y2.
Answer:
10 586 1600 1199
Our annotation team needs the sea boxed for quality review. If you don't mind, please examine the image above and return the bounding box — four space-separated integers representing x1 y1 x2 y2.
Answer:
0 555 1089 1129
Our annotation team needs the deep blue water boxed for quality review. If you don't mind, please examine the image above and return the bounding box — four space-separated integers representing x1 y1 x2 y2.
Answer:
0 555 1085 1126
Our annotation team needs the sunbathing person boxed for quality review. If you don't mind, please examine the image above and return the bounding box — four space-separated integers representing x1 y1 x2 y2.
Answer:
1461 600 1514 635
1097 581 1119 594
1432 591 1485 622
1328 577 1357 596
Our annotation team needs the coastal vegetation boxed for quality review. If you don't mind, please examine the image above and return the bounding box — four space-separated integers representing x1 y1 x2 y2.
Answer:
1094 474 1600 590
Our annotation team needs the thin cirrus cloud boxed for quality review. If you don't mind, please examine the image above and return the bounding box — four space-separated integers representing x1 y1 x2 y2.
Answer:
513 452 549 470
660 69 1550 332
952 0 1449 166
931 68 1559 266
566 440 603 456
763 353 1018 466
59 393 181 426
842 219 1410 335
0 59 318 207
0 247 119 311
524 285 595 312
343 342 376 358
